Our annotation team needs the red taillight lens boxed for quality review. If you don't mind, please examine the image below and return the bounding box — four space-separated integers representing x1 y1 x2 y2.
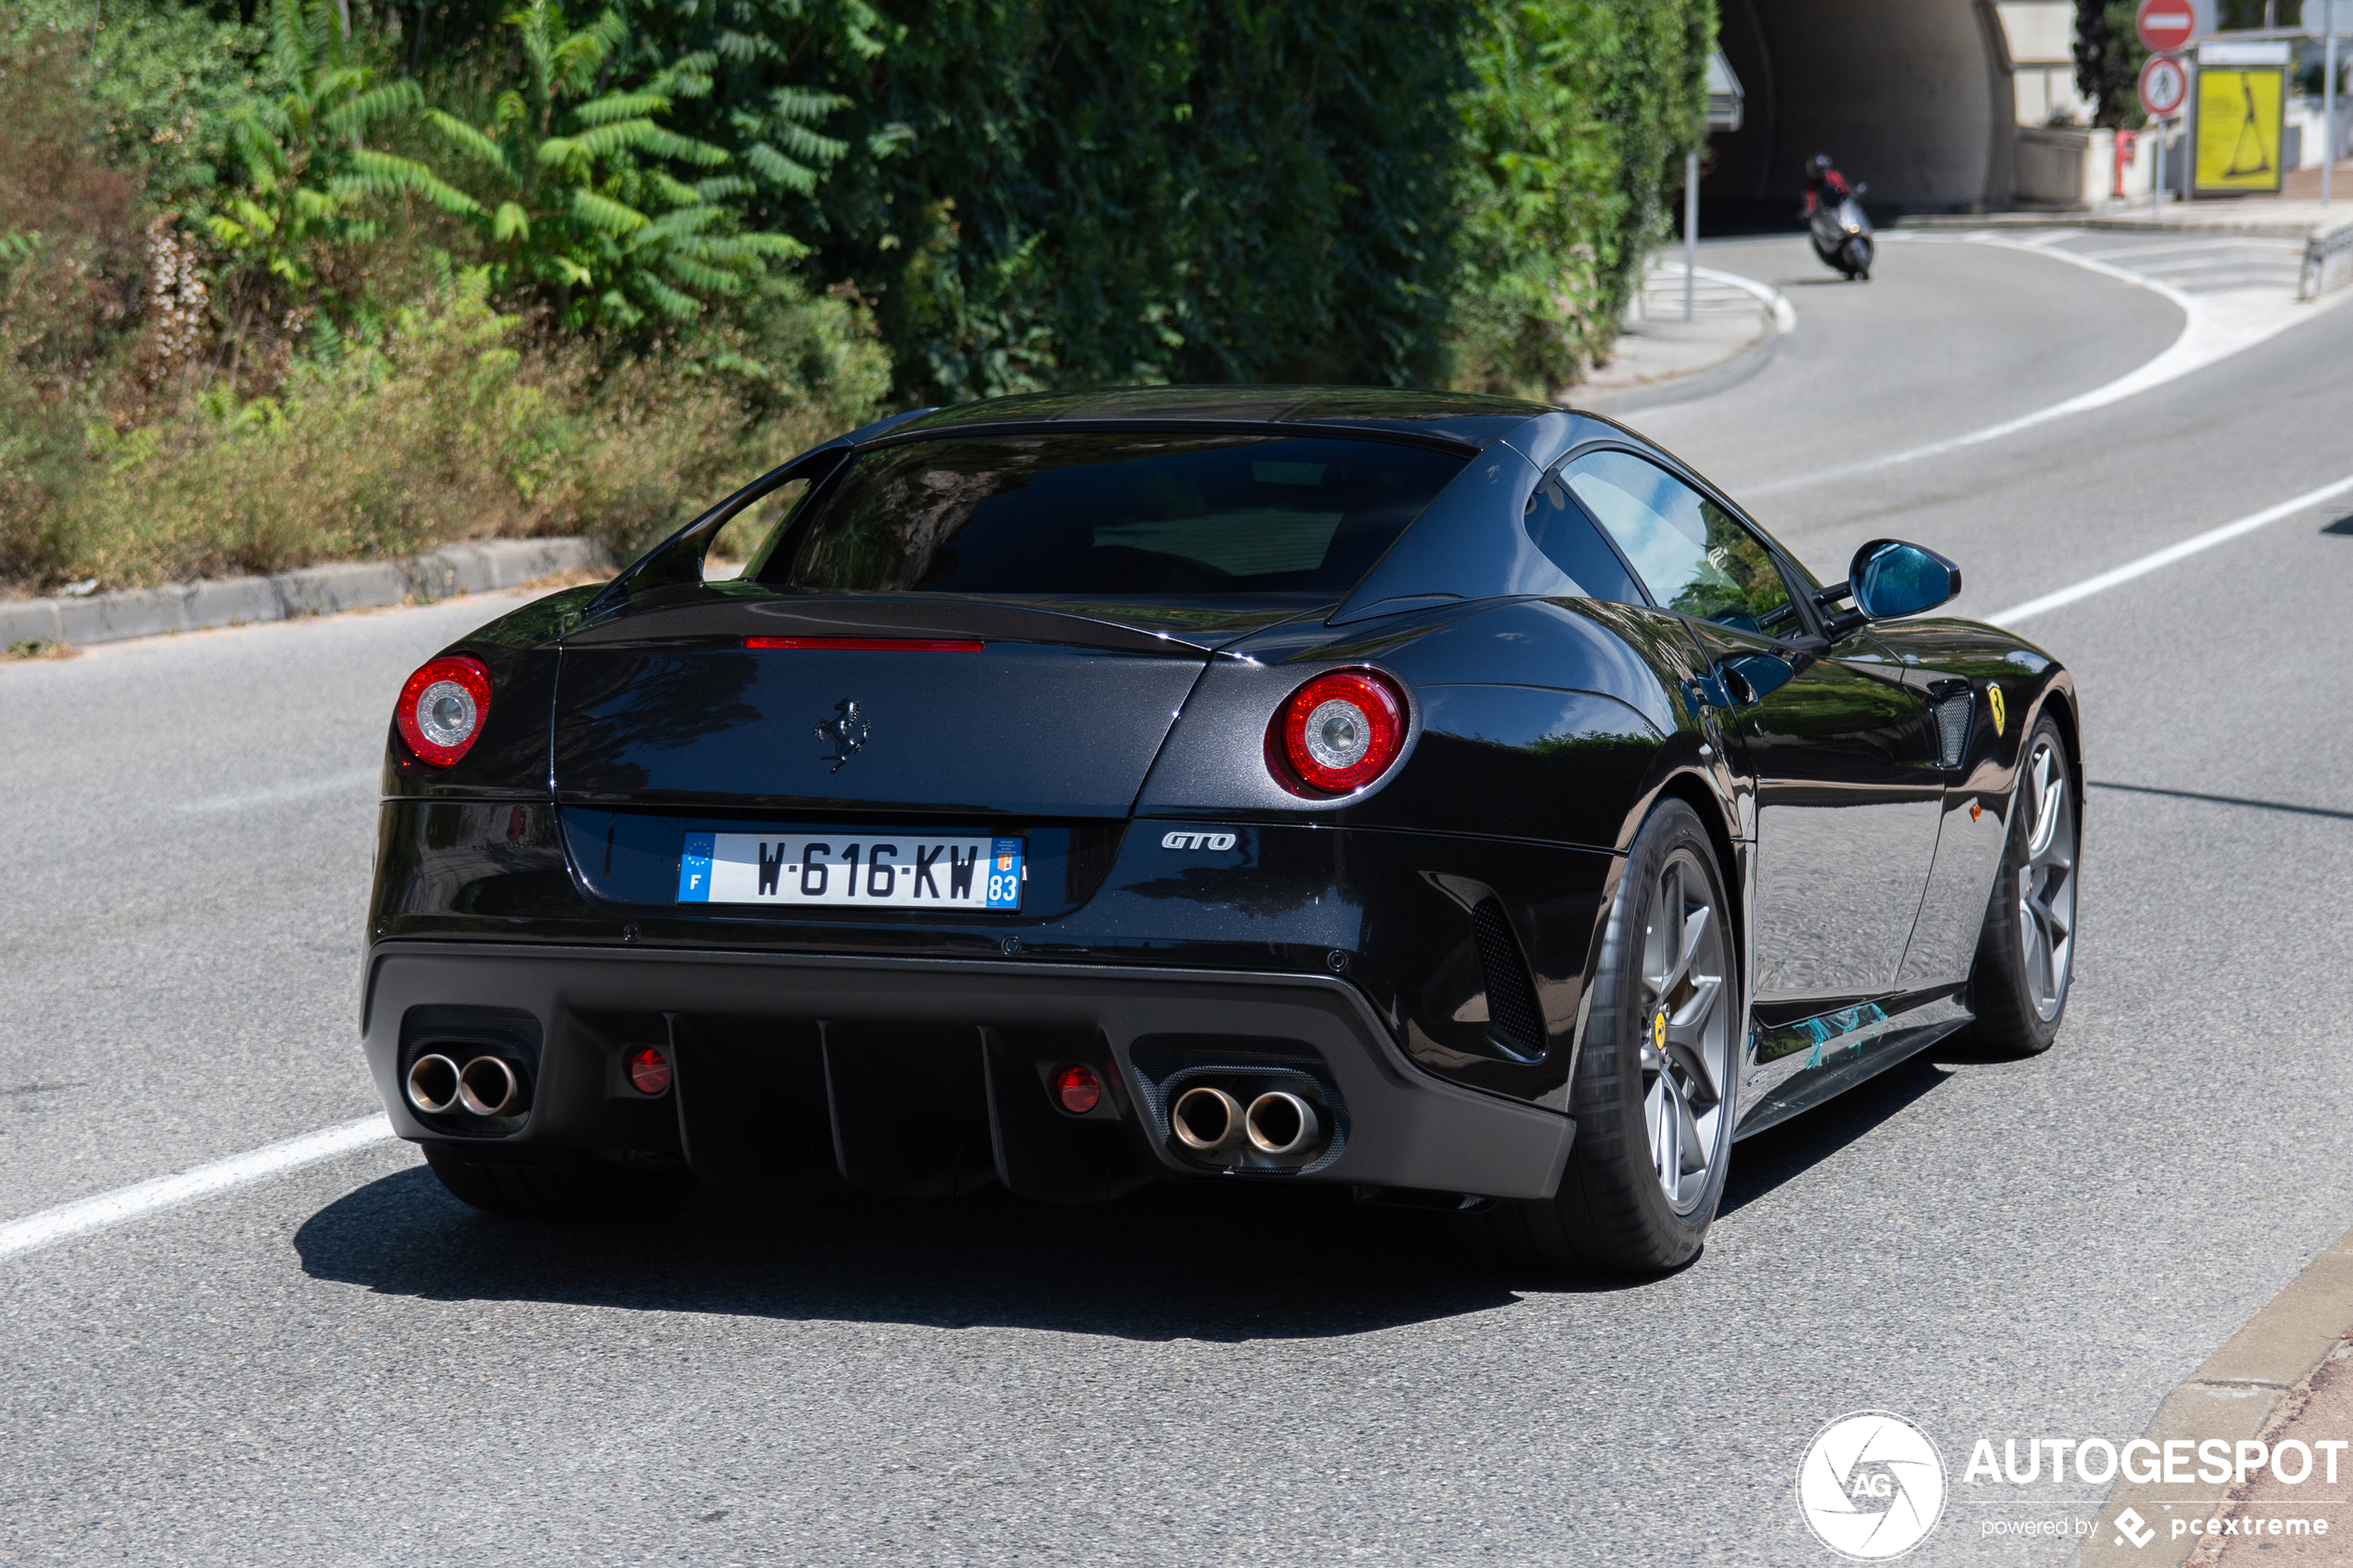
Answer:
1053 1063 1102 1115
394 655 493 768
627 1046 672 1097
1270 668 1408 796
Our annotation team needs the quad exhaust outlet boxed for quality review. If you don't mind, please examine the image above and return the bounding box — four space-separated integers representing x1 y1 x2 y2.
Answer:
1243 1091 1320 1157
1169 1084 1328 1163
1170 1086 1244 1154
406 1052 529 1118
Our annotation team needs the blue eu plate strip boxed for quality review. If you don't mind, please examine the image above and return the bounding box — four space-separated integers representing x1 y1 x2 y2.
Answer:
987 836 1024 909
677 832 714 902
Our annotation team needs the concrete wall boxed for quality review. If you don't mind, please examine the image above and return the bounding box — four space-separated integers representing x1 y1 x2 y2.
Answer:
1708 0 2016 212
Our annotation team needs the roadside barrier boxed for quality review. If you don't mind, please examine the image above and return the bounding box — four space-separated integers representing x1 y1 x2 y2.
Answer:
2299 219 2353 301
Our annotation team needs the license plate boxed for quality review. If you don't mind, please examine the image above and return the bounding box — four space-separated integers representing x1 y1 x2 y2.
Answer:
675 833 1025 910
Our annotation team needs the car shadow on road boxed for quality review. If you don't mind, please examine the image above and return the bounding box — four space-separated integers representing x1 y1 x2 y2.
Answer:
294 1165 1597 1341
1718 1054 1952 1219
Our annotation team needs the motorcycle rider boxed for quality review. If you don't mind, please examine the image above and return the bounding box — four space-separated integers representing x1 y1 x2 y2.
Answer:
1802 153 1855 219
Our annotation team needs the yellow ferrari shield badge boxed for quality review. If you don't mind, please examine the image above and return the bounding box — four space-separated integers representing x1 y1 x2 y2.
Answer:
1652 1010 1667 1052
1988 684 2007 736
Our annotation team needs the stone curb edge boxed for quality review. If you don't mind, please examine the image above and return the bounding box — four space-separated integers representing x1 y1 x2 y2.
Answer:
2071 1223 2353 1568
1897 211 2336 243
0 537 613 652
1573 315 1781 418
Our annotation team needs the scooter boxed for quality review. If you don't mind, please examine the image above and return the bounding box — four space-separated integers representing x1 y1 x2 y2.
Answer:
1808 183 1873 281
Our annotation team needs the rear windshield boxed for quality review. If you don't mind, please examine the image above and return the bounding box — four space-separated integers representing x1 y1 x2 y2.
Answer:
763 433 1466 597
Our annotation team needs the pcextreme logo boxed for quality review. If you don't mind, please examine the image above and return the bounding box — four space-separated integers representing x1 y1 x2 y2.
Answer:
1796 1411 1948 1560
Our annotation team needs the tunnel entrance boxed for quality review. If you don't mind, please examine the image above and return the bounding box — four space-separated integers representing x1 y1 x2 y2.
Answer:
1703 0 2015 226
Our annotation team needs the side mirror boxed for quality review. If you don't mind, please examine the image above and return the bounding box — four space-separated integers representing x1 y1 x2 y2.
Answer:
1849 538 1960 621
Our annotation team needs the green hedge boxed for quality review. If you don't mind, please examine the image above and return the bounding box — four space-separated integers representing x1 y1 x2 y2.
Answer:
769 0 1714 404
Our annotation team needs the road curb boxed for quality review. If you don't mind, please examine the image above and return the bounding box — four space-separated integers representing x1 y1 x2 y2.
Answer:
0 537 611 652
1576 319 1781 417
1897 211 2327 242
2073 1223 2353 1568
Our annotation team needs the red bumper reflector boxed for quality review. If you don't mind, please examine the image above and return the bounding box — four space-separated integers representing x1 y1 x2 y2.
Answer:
743 636 984 652
627 1047 673 1096
1053 1064 1103 1115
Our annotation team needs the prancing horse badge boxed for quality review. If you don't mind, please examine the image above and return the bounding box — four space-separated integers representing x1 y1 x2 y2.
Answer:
816 698 868 771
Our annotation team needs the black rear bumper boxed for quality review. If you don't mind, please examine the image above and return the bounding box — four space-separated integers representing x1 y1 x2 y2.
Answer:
362 941 1576 1202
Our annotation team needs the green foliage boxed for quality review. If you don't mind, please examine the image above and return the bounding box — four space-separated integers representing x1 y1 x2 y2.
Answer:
207 0 480 288
794 1 1479 404
35 263 887 585
2075 0 2148 128
785 0 1709 406
3 0 279 207
1450 0 1712 395
1 0 1721 594
422 0 803 328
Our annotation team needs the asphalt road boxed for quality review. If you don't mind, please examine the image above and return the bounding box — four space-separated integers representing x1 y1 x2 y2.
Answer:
5 233 2352 1566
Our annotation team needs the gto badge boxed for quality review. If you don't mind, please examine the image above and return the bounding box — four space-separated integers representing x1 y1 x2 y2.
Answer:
1161 831 1237 851
815 698 868 772
1987 683 2007 736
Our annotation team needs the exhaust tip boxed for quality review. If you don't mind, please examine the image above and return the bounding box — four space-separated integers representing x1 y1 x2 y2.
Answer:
456 1055 527 1118
406 1054 461 1115
1245 1092 1321 1158
1170 1086 1243 1153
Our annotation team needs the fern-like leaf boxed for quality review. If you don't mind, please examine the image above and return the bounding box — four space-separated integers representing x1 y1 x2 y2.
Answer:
572 92 670 126
570 187 650 233
426 110 517 178
744 142 818 194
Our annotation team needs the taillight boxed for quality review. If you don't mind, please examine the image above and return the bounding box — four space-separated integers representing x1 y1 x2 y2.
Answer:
1268 668 1408 797
394 655 492 768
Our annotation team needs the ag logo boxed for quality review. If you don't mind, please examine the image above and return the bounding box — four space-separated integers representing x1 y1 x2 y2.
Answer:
1795 1411 1946 1560
1160 831 1237 851
1987 683 2007 736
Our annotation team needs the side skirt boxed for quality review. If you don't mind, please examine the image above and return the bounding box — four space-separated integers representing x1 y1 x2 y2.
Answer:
1731 987 1972 1141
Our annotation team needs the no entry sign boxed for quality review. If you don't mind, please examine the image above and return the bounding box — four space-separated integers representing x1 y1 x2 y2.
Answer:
2140 53 2189 119
2138 0 2196 55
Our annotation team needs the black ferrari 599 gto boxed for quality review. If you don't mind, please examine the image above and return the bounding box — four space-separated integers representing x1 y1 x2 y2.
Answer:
366 387 2080 1273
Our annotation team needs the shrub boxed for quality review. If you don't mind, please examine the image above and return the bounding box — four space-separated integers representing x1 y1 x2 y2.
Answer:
40 266 883 586
1449 0 1711 396
796 0 1480 404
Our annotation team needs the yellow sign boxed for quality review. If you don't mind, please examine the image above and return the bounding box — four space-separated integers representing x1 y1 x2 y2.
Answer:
2195 67 2285 195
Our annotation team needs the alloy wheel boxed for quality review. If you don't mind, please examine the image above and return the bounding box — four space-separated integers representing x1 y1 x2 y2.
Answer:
1638 850 1734 1215
2016 737 2077 1021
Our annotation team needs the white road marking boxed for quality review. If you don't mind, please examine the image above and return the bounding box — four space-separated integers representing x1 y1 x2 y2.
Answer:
175 768 382 813
1991 470 2353 626
0 1115 398 1261
1692 265 1798 333
1744 234 2346 497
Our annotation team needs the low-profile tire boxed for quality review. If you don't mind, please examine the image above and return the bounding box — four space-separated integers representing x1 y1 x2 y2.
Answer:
1959 715 2078 1056
422 1145 699 1221
1469 798 1740 1274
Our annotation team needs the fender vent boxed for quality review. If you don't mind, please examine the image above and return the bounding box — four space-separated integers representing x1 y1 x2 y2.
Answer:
1933 692 1973 769
1469 898 1545 1057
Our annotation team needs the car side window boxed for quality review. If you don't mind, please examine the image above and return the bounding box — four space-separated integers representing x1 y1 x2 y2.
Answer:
1558 449 1801 639
1524 473 1643 605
